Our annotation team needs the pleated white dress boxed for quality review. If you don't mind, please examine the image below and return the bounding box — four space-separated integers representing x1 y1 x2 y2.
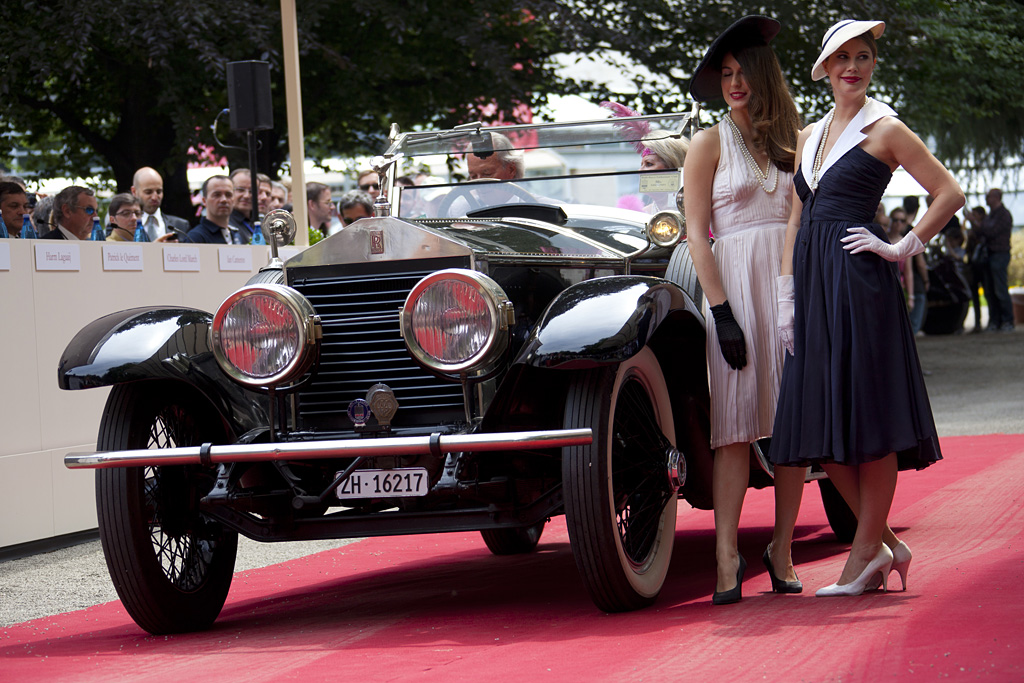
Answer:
704 123 794 449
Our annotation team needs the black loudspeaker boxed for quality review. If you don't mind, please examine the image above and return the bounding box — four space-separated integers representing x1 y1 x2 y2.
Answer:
227 61 273 131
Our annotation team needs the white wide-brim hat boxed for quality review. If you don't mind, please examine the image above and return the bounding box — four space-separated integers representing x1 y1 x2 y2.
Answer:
811 19 885 81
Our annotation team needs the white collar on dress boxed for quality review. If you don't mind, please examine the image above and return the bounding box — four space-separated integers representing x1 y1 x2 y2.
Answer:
801 97 897 192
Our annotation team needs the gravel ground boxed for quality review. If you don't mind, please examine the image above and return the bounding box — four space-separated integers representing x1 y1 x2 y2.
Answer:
1 326 1020 628
0 537 361 627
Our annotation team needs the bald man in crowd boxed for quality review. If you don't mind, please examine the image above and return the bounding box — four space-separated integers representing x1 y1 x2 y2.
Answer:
131 167 191 241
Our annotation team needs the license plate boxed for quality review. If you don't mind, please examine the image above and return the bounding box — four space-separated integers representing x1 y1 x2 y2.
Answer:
335 468 429 499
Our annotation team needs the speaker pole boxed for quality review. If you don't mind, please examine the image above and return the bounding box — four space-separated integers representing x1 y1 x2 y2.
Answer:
226 59 274 243
248 130 259 232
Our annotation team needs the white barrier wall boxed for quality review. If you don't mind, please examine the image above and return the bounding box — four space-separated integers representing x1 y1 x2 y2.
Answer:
0 239 296 549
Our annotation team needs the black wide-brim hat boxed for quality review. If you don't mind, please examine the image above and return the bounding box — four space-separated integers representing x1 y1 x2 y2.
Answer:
689 15 781 103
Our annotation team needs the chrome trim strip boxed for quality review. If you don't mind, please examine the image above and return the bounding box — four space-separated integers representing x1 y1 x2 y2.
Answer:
65 428 593 469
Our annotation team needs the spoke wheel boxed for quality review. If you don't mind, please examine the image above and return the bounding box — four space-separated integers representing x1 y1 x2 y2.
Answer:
480 520 545 555
563 347 677 612
96 383 237 634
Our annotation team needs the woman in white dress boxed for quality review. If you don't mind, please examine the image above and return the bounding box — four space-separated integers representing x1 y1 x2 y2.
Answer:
683 15 805 604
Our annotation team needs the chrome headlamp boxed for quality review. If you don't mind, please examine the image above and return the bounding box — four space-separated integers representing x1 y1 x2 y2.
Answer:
646 210 685 248
400 269 514 376
211 284 320 387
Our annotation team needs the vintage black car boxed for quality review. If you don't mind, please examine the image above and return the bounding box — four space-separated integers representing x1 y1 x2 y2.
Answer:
59 113 854 634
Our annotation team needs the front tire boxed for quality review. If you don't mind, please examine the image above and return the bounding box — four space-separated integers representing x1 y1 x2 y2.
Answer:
563 347 677 612
665 240 703 307
96 383 238 635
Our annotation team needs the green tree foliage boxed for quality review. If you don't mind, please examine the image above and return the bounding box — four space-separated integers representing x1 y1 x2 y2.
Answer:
891 1 1024 171
1 0 1021 217
0 0 278 217
0 0 560 216
547 0 1024 172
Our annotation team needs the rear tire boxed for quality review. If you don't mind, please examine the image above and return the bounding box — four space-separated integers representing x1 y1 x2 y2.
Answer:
818 478 857 544
563 348 677 612
96 383 238 634
480 521 545 555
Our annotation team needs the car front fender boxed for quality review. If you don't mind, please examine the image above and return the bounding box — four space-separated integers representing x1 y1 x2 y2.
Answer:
513 276 703 369
58 307 268 437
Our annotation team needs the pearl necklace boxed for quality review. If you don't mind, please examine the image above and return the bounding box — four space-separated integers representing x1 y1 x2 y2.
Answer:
810 99 868 191
809 109 834 192
725 114 778 194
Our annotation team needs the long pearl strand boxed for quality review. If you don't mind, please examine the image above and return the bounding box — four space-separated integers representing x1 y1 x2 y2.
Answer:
724 114 778 194
810 98 868 191
809 110 834 192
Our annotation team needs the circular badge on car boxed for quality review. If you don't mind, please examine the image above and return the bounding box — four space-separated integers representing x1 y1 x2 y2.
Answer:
347 398 372 427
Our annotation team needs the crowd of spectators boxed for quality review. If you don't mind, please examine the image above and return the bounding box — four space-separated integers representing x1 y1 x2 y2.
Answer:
880 190 1016 334
0 165 386 245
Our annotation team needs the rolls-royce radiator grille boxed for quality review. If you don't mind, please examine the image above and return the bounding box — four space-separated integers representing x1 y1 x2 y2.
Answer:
288 259 470 431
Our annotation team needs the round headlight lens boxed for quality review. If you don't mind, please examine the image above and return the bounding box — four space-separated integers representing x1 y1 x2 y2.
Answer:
402 270 511 375
647 211 684 247
413 280 491 363
212 284 318 386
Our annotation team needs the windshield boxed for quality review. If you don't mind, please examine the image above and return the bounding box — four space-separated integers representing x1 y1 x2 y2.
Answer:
389 114 693 158
397 169 682 220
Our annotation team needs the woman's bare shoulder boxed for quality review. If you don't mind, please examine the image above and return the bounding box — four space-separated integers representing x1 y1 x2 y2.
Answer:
866 115 914 141
685 125 722 170
689 124 721 149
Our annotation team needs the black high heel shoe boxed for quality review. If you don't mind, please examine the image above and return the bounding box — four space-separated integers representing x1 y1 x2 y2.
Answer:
712 554 747 605
762 545 802 593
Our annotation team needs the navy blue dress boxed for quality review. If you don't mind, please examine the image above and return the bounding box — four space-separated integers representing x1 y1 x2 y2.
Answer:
768 146 941 469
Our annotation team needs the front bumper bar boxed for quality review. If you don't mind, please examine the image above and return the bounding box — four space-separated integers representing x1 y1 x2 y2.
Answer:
64 428 593 470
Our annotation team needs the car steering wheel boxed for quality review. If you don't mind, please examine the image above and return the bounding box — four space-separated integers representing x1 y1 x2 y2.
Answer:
436 179 536 218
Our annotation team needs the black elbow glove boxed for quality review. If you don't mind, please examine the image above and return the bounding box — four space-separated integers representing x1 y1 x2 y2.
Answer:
710 300 748 370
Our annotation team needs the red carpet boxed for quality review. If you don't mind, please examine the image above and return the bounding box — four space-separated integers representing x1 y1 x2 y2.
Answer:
3 434 1023 682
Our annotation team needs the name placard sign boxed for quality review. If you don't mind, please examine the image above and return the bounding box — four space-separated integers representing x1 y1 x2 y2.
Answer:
35 243 81 271
219 247 253 272
279 246 303 261
0 243 9 271
102 244 144 271
638 170 681 194
163 246 201 272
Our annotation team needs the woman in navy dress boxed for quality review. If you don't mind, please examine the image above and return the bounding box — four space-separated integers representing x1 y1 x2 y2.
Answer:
769 20 964 596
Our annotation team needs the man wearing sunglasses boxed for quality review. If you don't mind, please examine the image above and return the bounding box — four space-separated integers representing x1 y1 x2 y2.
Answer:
356 169 381 201
42 185 97 240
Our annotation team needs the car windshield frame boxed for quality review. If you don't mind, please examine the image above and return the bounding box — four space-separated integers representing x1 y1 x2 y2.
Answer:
396 168 685 221
385 110 699 221
385 112 697 159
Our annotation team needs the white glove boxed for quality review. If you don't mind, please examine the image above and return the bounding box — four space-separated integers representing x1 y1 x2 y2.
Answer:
777 275 795 356
841 227 924 262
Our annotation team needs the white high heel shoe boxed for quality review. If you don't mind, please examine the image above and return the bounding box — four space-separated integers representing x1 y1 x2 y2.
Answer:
889 541 912 591
816 544 894 597
866 540 913 591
